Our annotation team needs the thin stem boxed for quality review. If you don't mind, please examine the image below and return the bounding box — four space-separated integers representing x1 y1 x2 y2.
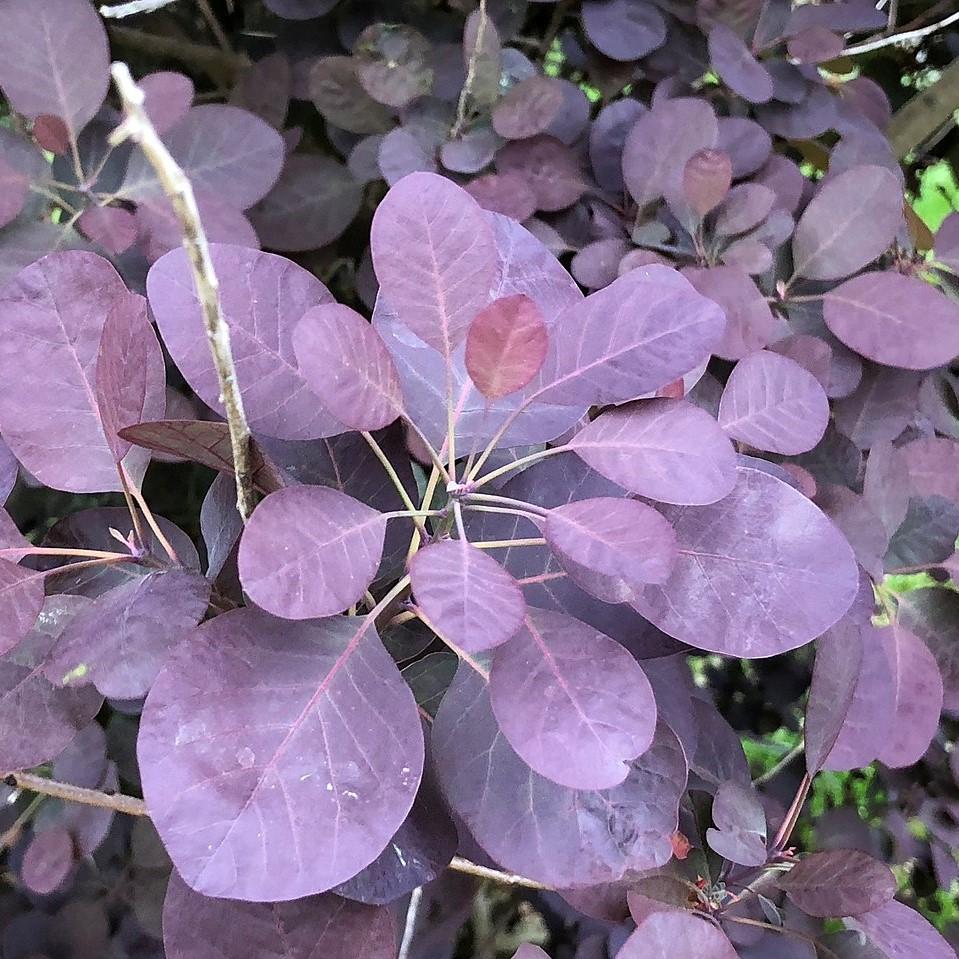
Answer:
100 0 181 16
29 184 79 216
380 510 445 521
772 773 813 852
414 607 490 680
361 432 426 535
843 9 959 55
752 742 805 787
121 465 179 563
472 538 546 549
405 420 450 482
783 293 825 304
197 0 232 54
407 466 441 564
451 0 489 138
453 501 468 543
462 504 547 523
398 887 423 959
0 546 130 562
388 610 418 627
464 493 549 518
516 571 566 586
110 62 256 520
448 855 546 890
886 563 936 575
117 464 147 551
0 794 44 852
4 772 148 817
472 446 565 490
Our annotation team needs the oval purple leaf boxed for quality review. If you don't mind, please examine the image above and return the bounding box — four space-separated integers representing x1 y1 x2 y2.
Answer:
706 780 767 866
683 149 733 218
824 271 959 371
492 75 564 140
846 900 955 959
709 24 774 104
293 304 404 431
718 350 830 455
490 608 657 790
147 244 343 440
778 850 896 917
163 871 396 958
410 539 526 653
139 608 424 901
544 497 677 601
569 399 738 506
619 911 739 959
433 666 687 887
465 294 549 400
21 827 75 896
581 0 667 62
633 466 859 657
371 172 497 358
139 71 194 135
791 166 902 280
238 486 386 620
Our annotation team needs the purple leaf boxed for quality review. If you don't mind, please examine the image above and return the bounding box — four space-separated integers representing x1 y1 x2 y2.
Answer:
200 473 243 581
163 871 397 958
683 149 733 218
718 350 830 455
821 620 896 772
492 76 564 140
683 266 776 360
824 271 959 371
238 485 386 620
834 365 921 450
788 26 845 64
876 626 943 768
465 171 538 221
720 237 773 275
410 539 526 652
581 0 667 61
496 135 586 212
293 304 403 431
792 167 902 280
569 399 737 505
714 183 776 236
590 99 646 193
0 559 47 658
230 52 291 130
433 665 687 886
623 99 718 208
717 117 772 178
354 23 433 109
139 608 424 900
778 850 896 917
309 56 394 135
490 608 657 789
147 245 343 440
140 70 194 134
0 155 29 230
20 827 75 896
120 420 288 495
786 0 886 34
465 294 549 400
76 207 138 257
371 173 496 358
534 267 726 407
687 697 751 792
440 123 501 174
0 0 108 137
0 596 103 770
95 294 165 463
544 497 677 601
0 252 160 492
845 900 955 959
886 495 959 571
805 617 866 773
122 105 284 210
249 154 362 252
707 780 767 866
377 127 438 185
709 24 773 103
620 912 739 959
571 239 633 291
43 569 210 699
633 466 859 657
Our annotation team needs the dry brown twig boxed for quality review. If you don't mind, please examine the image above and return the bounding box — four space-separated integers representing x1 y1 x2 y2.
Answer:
108 61 256 521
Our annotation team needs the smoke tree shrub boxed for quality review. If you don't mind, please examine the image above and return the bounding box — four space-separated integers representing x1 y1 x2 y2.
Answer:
0 0 957 957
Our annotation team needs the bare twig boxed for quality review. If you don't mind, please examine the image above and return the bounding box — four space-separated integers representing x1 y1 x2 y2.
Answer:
4 772 148 817
196 0 233 55
109 62 256 520
844 9 959 55
100 0 181 17
398 887 424 959
752 742 804 786
451 0 489 138
448 856 546 889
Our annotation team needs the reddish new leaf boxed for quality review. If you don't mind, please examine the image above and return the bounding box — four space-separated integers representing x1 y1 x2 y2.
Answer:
778 850 896 917
718 350 830 455
238 486 386 620
465 294 549 400
490 608 658 790
824 271 959 371
791 166 902 280
139 608 424 901
410 539 526 652
544 497 677 602
293 304 404 430
633 467 859 657
568 399 737 506
163 871 396 958
683 149 733 218
371 173 497 358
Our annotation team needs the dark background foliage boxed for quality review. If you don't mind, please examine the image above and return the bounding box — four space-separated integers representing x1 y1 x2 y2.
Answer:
2 1 959 957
